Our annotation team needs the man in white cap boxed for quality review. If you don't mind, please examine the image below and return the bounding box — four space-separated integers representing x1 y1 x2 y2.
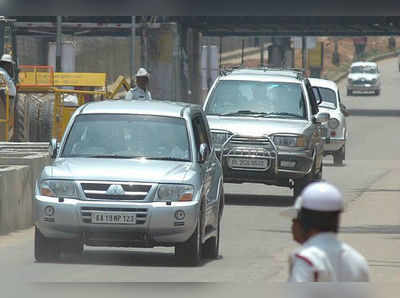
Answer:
0 54 16 98
281 181 370 282
125 67 152 100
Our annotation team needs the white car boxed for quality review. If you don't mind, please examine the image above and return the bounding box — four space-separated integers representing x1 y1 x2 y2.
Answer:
310 78 348 166
346 61 381 96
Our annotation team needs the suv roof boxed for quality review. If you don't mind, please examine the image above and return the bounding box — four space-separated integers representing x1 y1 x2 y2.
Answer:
222 67 304 78
350 61 377 67
79 100 199 118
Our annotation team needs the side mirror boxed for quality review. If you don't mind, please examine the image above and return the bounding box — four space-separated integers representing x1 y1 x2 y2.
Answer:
199 143 210 163
340 104 349 117
49 138 59 159
315 97 322 105
316 112 330 123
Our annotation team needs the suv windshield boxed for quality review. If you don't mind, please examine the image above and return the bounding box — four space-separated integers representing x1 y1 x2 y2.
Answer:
61 114 191 161
350 65 377 74
312 87 337 108
205 80 307 119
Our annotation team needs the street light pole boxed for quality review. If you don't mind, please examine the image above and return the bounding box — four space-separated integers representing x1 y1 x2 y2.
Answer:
56 16 62 72
130 16 136 88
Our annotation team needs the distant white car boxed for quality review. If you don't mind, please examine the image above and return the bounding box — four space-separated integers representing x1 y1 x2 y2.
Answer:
310 78 348 166
347 61 381 96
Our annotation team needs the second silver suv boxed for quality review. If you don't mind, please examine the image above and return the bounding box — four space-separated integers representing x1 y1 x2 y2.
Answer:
203 68 327 198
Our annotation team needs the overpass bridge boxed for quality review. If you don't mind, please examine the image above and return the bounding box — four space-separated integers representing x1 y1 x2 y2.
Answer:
12 16 400 37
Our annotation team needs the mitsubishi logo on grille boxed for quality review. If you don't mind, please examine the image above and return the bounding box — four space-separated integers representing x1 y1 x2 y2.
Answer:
106 184 125 195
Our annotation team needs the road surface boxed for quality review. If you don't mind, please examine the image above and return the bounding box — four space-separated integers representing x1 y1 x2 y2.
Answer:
1 58 400 291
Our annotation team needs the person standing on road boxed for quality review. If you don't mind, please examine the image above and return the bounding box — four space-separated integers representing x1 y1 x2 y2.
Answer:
281 182 370 282
125 67 152 100
0 54 16 99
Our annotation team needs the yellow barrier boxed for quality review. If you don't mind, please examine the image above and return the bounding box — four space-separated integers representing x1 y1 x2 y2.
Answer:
0 74 10 141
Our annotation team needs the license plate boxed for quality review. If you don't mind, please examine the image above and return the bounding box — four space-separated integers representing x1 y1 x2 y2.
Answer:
229 158 268 169
91 212 136 224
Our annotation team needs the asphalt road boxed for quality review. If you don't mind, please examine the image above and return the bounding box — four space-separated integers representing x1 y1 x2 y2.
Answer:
1 57 400 288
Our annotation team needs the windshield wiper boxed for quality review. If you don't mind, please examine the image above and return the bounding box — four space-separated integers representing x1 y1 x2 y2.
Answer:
145 157 190 162
222 110 269 117
256 112 304 119
86 154 139 159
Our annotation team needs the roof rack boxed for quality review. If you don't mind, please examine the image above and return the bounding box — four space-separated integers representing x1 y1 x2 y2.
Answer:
219 65 244 76
219 65 306 80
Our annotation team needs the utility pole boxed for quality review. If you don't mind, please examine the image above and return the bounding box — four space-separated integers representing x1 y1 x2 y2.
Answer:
241 39 245 65
302 36 307 71
206 37 212 89
56 16 62 72
260 37 265 66
130 16 136 88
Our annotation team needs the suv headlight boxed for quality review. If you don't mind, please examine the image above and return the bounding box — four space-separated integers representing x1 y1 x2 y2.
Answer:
156 184 194 202
39 180 78 198
273 135 307 148
211 131 232 150
328 118 340 129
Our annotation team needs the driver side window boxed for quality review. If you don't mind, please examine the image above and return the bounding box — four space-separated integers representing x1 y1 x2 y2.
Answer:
192 115 210 154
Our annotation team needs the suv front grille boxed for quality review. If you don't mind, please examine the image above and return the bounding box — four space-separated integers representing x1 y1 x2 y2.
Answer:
80 182 152 201
80 207 148 224
224 136 276 171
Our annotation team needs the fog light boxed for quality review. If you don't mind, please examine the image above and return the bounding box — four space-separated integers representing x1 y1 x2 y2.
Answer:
175 210 185 220
280 161 296 168
44 206 55 216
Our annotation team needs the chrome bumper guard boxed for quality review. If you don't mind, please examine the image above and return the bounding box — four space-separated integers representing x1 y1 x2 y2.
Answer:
220 134 314 175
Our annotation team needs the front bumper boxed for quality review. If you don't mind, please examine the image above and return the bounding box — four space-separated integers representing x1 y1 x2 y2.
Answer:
34 196 199 247
347 84 379 92
323 137 345 154
216 148 314 184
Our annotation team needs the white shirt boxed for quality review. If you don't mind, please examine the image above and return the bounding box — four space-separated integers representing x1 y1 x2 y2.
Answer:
0 67 16 97
125 86 152 101
288 233 370 282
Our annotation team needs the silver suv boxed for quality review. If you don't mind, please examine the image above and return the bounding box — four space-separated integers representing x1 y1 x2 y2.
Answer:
203 68 326 198
34 100 224 266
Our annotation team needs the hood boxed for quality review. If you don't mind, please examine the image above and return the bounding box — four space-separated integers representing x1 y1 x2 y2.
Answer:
206 115 310 136
44 158 192 183
348 73 378 80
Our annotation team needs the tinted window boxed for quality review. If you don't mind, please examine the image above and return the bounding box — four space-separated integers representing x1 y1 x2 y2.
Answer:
312 87 337 108
62 114 191 161
205 80 306 119
192 115 210 150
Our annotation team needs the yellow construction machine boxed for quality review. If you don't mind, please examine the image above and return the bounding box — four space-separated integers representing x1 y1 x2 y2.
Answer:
0 17 131 142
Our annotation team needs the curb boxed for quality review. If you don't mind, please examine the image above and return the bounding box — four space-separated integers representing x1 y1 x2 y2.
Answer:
331 49 400 83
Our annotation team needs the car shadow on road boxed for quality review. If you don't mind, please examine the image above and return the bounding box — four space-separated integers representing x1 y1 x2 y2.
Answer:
257 225 400 235
225 193 294 207
51 249 221 268
347 109 400 117
322 162 346 168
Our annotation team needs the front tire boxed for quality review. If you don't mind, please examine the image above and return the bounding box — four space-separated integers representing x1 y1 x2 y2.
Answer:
175 222 202 266
333 145 345 166
34 226 60 262
375 89 380 96
347 89 352 96
293 160 321 199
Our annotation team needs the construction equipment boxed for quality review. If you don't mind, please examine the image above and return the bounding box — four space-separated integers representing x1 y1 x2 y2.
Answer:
0 16 131 142
18 65 131 141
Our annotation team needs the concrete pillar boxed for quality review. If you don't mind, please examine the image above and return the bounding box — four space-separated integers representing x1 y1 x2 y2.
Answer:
189 29 202 104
